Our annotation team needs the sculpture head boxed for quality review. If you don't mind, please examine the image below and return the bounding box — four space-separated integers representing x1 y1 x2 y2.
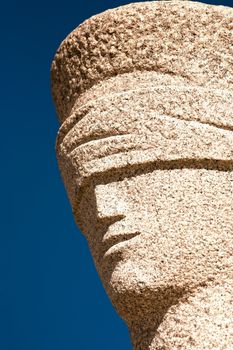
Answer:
51 1 233 324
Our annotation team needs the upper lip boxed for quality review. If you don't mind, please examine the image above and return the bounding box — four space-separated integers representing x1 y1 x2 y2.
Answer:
102 232 140 252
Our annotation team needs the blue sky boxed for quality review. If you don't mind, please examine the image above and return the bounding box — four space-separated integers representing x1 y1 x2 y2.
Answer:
1 0 232 349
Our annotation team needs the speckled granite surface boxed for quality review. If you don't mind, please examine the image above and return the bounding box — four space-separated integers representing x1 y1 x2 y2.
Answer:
51 1 233 349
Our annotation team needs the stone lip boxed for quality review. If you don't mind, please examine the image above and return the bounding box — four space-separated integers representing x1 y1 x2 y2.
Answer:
102 231 141 257
51 0 233 123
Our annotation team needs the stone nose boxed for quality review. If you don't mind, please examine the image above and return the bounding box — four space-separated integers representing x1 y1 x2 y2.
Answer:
94 183 128 221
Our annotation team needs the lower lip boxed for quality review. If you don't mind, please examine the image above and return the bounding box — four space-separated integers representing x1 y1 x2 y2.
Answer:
103 235 139 257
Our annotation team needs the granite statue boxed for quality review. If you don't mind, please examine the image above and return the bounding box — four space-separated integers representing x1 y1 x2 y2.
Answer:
51 1 233 348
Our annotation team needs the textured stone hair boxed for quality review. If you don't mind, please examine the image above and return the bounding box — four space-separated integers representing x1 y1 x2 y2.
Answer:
51 1 233 124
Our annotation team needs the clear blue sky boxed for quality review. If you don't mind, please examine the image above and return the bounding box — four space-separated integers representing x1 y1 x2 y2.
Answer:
1 0 232 349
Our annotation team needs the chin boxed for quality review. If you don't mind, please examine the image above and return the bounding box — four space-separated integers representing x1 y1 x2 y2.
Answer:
101 252 216 295
94 230 229 322
99 258 191 324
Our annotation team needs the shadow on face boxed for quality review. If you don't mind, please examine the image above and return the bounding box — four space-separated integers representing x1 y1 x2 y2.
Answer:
74 160 233 322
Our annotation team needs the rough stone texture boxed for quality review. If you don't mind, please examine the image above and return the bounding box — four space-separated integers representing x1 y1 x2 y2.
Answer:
51 1 233 349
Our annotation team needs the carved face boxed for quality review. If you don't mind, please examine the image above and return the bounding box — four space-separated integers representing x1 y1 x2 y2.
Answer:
76 166 233 319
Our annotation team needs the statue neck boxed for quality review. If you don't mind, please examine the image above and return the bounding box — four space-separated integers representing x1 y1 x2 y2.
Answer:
129 282 233 350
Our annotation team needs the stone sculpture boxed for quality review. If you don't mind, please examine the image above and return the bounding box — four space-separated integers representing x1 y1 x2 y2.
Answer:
51 1 233 348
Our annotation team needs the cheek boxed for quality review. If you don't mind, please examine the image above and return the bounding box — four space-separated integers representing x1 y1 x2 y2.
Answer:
83 169 233 292
106 203 233 291
123 169 233 276
116 226 232 291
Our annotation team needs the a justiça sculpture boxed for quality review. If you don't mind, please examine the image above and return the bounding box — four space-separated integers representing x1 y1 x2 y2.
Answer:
51 1 233 348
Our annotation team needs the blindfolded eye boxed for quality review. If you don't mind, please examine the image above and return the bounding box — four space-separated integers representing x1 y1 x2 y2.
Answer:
56 81 233 211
